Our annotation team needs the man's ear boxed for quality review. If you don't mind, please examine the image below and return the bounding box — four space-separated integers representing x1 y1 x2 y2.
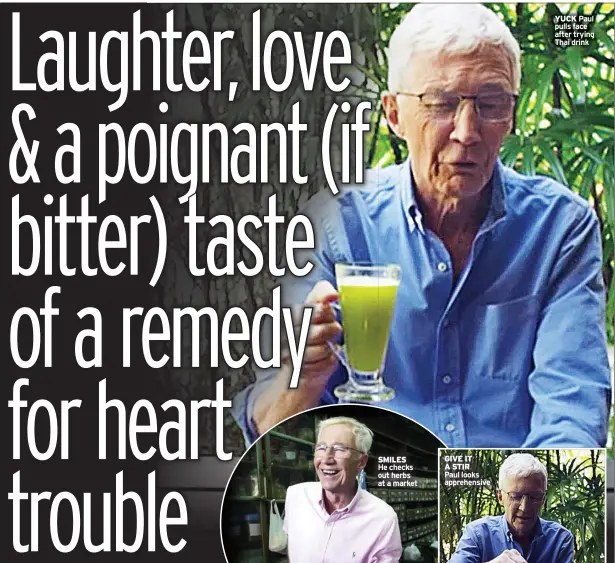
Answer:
359 454 369 471
381 91 404 138
509 95 518 135
496 490 503 502
508 114 515 136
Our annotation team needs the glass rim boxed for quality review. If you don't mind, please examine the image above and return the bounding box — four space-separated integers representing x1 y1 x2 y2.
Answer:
335 262 401 271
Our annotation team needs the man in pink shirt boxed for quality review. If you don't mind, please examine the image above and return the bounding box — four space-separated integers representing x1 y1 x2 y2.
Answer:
283 416 403 562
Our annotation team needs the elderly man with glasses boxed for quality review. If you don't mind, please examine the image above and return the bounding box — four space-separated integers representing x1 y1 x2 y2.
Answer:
232 4 611 449
449 453 573 563
283 416 402 562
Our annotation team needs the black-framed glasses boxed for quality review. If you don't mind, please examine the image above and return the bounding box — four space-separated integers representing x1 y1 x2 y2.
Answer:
396 91 518 122
502 490 546 504
313 443 366 458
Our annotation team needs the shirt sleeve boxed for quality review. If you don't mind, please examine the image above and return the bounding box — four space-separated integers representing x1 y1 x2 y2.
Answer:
371 513 403 563
523 204 612 447
231 363 344 447
557 531 574 563
230 369 278 447
447 524 482 563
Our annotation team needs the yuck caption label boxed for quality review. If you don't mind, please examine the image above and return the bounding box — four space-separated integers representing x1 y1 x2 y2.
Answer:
553 14 595 47
442 454 490 487
376 456 416 487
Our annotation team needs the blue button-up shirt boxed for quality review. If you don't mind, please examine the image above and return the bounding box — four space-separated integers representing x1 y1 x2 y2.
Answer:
232 159 611 447
448 514 574 563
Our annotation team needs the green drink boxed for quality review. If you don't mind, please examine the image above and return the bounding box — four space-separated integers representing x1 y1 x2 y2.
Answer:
338 277 399 373
333 263 401 402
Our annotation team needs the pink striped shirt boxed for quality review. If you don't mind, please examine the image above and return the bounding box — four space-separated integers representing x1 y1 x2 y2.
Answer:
283 482 402 563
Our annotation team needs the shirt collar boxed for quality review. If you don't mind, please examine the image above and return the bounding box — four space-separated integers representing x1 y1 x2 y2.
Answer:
399 159 422 234
314 484 363 515
400 158 508 234
480 159 507 233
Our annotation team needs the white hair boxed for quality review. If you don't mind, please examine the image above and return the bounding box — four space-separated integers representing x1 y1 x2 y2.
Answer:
387 4 521 92
498 453 548 489
316 416 373 454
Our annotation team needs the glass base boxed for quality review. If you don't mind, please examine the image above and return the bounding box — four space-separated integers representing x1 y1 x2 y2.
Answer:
333 381 395 403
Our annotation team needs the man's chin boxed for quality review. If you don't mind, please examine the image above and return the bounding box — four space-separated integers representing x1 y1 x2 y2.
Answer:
435 175 485 201
446 177 486 197
320 481 340 492
512 519 537 536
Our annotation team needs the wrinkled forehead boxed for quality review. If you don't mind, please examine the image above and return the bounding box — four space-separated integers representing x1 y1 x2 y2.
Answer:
401 43 515 93
317 423 356 447
502 472 547 492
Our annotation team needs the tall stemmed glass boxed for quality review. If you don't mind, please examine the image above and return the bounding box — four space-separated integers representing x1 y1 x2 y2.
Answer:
332 263 400 402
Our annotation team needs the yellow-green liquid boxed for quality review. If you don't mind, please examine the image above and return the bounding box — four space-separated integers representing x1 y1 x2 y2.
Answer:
338 276 399 373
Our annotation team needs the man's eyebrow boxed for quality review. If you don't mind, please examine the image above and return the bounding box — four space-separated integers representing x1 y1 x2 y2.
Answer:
421 84 445 93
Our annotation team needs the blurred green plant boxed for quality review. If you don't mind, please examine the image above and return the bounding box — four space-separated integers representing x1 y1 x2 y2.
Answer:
350 3 614 343
439 449 606 563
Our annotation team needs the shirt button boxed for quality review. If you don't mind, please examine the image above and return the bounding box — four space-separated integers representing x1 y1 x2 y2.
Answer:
442 375 452 384
446 423 456 432
437 262 448 272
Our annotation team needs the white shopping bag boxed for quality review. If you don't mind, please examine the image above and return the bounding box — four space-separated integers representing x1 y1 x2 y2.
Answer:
268 500 287 553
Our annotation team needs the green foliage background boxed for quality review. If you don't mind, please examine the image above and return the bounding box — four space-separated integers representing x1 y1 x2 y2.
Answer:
439 449 606 563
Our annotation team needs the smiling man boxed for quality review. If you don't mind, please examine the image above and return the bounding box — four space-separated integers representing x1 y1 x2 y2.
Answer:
232 4 611 449
449 454 573 563
283 417 402 562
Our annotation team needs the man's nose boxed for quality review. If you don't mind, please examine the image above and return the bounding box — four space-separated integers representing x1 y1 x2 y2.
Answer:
450 100 481 145
518 495 531 511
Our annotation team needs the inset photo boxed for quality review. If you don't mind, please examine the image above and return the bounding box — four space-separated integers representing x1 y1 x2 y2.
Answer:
221 404 444 562
439 449 606 563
